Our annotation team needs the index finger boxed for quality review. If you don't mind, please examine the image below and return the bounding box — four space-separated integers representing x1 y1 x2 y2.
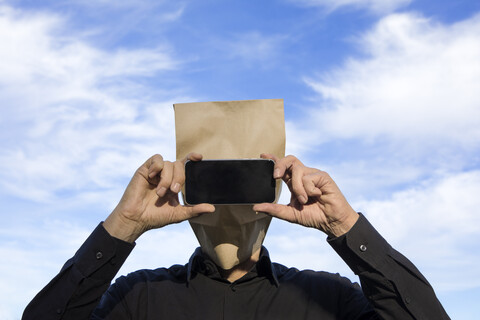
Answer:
147 154 165 179
262 154 310 204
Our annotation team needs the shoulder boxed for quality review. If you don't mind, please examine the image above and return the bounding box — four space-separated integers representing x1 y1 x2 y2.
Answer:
114 263 188 288
94 264 189 316
273 262 361 290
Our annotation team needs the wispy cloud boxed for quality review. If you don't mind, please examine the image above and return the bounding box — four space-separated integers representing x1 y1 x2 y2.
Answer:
287 0 412 14
282 12 480 295
224 31 289 68
304 13 480 147
2 1 479 319
356 170 480 292
267 170 480 294
0 4 181 203
0 220 92 318
0 3 189 317
294 12 480 191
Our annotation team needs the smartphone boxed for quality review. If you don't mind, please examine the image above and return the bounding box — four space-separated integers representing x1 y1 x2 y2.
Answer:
184 159 276 205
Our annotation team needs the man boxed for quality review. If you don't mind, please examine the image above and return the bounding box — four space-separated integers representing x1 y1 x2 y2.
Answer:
23 100 449 319
23 152 449 319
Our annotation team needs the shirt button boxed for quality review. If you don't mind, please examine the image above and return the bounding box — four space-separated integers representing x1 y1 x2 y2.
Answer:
56 308 62 314
231 286 236 292
359 244 367 252
96 251 103 260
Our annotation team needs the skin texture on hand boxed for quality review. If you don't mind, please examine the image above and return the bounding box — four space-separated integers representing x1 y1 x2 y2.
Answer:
253 154 359 238
103 153 215 243
104 152 357 242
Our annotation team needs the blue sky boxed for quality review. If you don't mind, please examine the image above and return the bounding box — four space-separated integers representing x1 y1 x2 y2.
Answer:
1 0 480 318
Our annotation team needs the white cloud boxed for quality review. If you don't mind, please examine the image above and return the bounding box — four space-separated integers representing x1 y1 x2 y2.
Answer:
288 0 411 14
2 2 479 318
0 220 92 319
64 0 186 41
289 12 480 201
225 31 288 67
282 11 480 300
265 219 358 281
68 0 184 18
0 220 200 319
71 0 153 8
265 169 480 297
117 223 200 275
0 6 193 316
0 4 182 204
354 170 480 292
304 13 480 149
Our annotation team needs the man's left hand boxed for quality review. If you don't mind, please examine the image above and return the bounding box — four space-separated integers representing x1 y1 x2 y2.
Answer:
253 154 359 238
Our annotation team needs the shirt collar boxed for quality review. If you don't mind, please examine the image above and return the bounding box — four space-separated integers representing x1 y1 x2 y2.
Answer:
187 246 279 287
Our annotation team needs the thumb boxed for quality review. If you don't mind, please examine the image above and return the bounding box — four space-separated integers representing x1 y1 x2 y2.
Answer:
174 203 215 223
253 203 297 224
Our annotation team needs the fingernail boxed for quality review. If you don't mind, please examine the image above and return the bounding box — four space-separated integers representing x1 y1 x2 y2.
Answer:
158 187 167 196
172 183 180 193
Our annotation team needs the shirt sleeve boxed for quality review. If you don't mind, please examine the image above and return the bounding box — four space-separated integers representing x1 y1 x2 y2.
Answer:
22 223 134 320
328 213 450 320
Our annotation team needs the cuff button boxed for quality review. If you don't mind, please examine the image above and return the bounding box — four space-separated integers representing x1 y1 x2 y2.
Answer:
359 244 367 252
96 251 103 260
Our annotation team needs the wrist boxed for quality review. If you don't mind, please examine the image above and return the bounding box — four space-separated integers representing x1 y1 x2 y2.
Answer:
103 211 145 243
325 210 359 238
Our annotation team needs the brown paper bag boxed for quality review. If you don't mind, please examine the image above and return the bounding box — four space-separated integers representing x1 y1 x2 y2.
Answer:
174 99 285 269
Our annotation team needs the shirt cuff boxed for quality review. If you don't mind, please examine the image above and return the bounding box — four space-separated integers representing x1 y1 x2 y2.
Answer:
73 223 135 278
327 213 392 275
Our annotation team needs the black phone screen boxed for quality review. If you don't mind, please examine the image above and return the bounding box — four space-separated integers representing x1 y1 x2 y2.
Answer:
184 159 276 205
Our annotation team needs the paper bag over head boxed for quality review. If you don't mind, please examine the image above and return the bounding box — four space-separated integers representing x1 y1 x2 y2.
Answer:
174 99 285 270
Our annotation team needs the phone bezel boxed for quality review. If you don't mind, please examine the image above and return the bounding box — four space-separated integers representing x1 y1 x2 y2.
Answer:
184 158 276 205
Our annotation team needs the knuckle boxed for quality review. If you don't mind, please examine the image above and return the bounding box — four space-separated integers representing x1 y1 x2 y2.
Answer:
160 162 173 177
173 163 186 182
292 182 303 193
285 155 298 163
175 159 185 168
319 171 330 179
150 155 164 168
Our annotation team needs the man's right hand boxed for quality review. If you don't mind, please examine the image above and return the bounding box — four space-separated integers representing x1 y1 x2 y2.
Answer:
103 153 215 243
